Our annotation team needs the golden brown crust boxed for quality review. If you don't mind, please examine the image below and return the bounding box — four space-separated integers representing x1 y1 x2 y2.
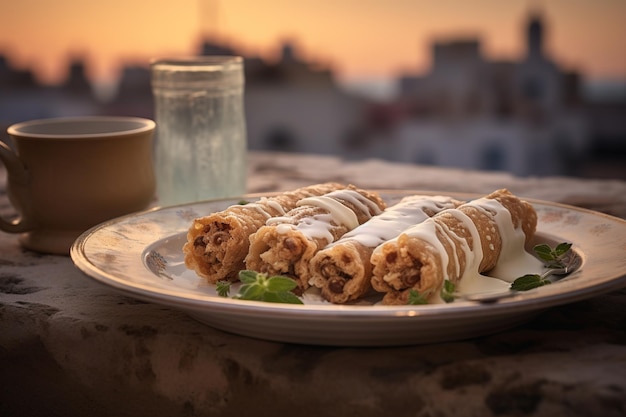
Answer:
486 189 537 243
309 195 463 304
310 241 374 303
371 230 447 305
183 182 347 283
370 189 537 305
245 186 386 290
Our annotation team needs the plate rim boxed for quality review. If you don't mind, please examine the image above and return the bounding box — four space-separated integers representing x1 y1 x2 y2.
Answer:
70 189 626 322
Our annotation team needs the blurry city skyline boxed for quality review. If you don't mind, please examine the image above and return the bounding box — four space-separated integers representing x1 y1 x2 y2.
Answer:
1 2 625 181
1 0 625 93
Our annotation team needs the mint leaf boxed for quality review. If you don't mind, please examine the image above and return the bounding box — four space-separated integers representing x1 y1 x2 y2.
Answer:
239 270 259 284
408 289 429 305
266 276 298 292
533 244 554 262
510 274 551 291
554 242 572 257
440 280 456 303
237 283 265 300
216 280 231 297
532 242 573 268
510 242 573 292
262 291 303 304
227 270 303 304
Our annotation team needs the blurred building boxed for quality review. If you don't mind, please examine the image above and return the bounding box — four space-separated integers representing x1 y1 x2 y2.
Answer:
0 54 101 134
244 41 366 156
1 9 624 179
103 38 368 159
580 84 626 179
102 64 152 118
386 10 589 176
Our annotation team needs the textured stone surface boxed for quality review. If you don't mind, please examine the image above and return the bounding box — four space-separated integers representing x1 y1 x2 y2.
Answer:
1 152 626 417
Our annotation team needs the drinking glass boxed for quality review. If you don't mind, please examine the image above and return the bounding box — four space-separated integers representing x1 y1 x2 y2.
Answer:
151 56 247 206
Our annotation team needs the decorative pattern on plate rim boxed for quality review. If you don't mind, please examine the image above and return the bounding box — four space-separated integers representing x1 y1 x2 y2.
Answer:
176 208 200 222
145 250 170 280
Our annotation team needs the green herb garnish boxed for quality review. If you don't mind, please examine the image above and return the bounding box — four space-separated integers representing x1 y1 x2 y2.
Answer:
510 274 551 291
533 242 572 268
440 280 456 303
407 289 429 305
510 242 572 291
216 270 303 304
216 280 232 297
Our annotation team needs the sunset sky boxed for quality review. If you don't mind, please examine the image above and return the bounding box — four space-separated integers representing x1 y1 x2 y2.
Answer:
1 0 624 87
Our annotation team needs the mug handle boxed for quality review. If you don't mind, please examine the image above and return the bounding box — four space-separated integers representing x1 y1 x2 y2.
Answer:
0 140 36 233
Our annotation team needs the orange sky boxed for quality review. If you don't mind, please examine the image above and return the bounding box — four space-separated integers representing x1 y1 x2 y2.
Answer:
1 0 624 86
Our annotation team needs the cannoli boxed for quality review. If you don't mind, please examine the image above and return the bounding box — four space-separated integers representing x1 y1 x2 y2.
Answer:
245 186 386 290
309 195 462 303
370 189 537 305
183 182 348 283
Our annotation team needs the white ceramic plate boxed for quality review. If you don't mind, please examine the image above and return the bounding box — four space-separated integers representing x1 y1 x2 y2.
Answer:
71 191 626 346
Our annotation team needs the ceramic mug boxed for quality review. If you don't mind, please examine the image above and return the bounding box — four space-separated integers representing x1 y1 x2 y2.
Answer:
0 116 156 254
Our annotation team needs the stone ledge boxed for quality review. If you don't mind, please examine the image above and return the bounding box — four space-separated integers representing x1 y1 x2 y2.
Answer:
1 152 625 417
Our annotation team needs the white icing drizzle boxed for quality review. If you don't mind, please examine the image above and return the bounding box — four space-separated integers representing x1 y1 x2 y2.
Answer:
375 219 451 284
464 198 543 282
263 199 287 215
450 208 484 277
339 189 383 215
297 213 336 241
375 196 542 299
297 196 359 230
303 188 383 217
443 206 511 294
438 210 472 281
227 197 286 219
275 223 295 235
330 195 458 249
376 208 480 286
266 189 382 242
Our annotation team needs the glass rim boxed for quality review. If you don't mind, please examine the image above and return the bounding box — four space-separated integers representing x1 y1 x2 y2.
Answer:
150 56 243 68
